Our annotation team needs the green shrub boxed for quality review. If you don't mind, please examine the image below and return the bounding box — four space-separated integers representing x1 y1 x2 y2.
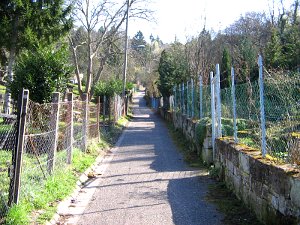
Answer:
10 44 72 103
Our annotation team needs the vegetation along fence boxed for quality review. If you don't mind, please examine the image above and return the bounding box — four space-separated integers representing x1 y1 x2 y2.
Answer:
0 90 124 221
159 55 299 165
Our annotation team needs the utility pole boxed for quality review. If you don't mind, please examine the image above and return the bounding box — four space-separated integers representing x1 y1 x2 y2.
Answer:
122 0 129 115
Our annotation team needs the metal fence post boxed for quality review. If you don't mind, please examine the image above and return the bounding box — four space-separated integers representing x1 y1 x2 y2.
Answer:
210 72 216 160
82 93 88 152
173 86 176 111
8 89 29 206
186 80 189 117
182 82 185 114
47 92 60 174
199 75 203 119
103 95 106 126
216 64 222 138
231 67 238 143
191 78 194 118
66 92 73 164
258 55 267 157
97 96 101 141
179 84 181 113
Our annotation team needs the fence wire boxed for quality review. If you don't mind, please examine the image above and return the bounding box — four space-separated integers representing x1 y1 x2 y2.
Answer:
221 80 262 150
57 101 72 167
0 114 17 220
263 72 299 163
73 100 85 150
173 83 211 119
21 100 58 203
88 103 99 140
171 69 299 165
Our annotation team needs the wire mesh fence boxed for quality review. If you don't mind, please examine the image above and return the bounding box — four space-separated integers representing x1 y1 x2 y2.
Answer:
0 87 127 223
20 99 59 204
221 80 262 149
263 72 299 163
169 57 299 165
73 100 85 150
0 113 17 220
172 81 211 119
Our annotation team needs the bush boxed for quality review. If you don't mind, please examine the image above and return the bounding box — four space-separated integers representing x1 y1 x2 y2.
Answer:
94 79 133 97
10 44 72 103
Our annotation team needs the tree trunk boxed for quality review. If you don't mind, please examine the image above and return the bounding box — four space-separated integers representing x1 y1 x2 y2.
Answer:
3 16 18 114
69 36 83 98
85 31 93 97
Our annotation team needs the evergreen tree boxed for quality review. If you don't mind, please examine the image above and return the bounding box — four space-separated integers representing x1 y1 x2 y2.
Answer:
0 0 72 112
220 47 231 89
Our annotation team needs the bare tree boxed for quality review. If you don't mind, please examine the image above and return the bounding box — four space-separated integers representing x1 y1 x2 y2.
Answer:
69 0 153 99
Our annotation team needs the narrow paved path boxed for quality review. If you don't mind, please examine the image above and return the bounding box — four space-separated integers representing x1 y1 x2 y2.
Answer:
60 91 224 225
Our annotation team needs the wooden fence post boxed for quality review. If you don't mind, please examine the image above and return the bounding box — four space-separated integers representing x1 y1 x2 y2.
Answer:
8 89 29 206
67 93 73 164
47 92 60 174
82 93 88 152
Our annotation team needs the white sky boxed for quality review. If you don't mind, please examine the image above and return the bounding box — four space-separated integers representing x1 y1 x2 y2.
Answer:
128 0 295 43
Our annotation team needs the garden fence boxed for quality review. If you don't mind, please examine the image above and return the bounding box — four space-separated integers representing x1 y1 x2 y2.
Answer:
170 55 299 164
0 91 125 222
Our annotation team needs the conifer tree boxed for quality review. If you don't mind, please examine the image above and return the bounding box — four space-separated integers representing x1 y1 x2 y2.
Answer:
0 0 72 113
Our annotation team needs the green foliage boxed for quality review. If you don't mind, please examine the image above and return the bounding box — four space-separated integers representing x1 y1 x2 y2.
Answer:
94 79 123 97
4 147 99 225
0 0 72 52
239 37 258 81
5 204 30 225
265 8 300 70
10 44 72 103
158 43 190 97
126 82 134 90
265 28 284 69
94 79 133 97
220 47 231 89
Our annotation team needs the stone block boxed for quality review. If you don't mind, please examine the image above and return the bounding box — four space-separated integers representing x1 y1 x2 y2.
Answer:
203 137 212 149
278 195 287 215
233 174 242 198
240 152 250 174
271 194 279 211
261 184 270 200
249 157 269 183
251 178 263 196
290 177 300 208
241 174 251 189
226 160 234 175
267 165 291 198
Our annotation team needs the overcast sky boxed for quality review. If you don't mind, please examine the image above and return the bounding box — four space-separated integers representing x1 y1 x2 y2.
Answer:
128 0 295 43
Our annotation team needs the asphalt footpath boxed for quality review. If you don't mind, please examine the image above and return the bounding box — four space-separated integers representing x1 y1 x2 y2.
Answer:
56 91 224 225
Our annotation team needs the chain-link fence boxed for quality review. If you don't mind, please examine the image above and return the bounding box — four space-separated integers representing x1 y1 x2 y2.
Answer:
169 56 299 165
171 79 211 119
0 90 126 222
0 113 17 221
8 93 100 218
221 80 262 149
263 71 299 163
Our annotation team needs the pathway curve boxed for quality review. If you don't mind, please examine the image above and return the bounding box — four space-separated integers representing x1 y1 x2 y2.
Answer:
58 91 224 225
